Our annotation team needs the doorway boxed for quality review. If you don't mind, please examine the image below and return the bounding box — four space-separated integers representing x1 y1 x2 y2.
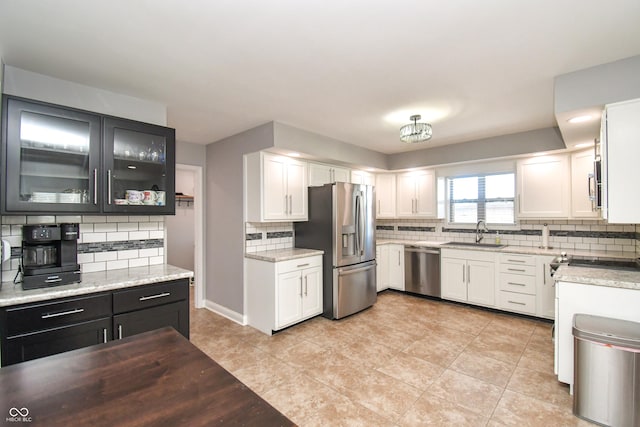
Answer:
166 164 204 308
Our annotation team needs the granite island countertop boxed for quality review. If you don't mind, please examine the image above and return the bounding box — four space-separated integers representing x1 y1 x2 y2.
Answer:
554 264 640 291
245 247 324 262
0 264 194 307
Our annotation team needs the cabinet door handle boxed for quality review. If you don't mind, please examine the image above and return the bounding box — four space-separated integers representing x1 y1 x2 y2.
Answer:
507 282 526 287
118 324 123 339
543 264 547 285
44 276 62 283
296 263 310 268
507 268 526 272
462 264 465 282
415 198 419 213
508 300 526 306
93 168 98 205
289 195 293 215
467 265 471 283
378 200 381 214
139 292 171 301
284 195 288 214
507 259 526 263
103 328 108 343
41 308 84 319
518 195 521 214
107 169 112 205
304 276 308 296
299 277 303 297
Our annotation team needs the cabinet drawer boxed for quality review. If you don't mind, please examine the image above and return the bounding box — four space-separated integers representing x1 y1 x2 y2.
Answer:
276 255 322 274
113 279 188 314
499 263 536 276
498 291 536 315
499 273 536 295
4 317 111 366
499 253 535 266
113 301 189 340
6 293 112 337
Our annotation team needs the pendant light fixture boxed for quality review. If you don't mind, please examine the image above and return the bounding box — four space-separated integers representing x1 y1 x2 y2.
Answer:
400 114 432 143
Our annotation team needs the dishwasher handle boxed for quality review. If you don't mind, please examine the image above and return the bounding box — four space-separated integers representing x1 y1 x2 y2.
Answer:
404 246 440 255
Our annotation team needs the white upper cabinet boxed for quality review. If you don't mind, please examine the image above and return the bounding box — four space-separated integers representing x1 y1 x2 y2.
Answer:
308 162 350 186
602 98 640 223
375 174 396 218
570 149 599 219
245 151 308 222
516 154 570 218
351 170 375 185
396 170 436 218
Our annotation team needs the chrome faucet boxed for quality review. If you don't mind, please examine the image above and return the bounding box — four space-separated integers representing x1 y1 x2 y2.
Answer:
476 220 489 243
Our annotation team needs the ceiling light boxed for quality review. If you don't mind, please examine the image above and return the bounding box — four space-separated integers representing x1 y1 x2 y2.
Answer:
400 115 433 143
567 115 594 124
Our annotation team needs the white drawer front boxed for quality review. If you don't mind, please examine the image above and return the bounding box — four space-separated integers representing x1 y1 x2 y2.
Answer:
498 291 536 315
277 255 322 274
499 263 536 276
499 273 536 295
499 253 535 266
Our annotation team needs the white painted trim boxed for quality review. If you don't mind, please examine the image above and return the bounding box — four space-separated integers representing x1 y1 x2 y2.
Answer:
174 163 205 309
204 299 246 325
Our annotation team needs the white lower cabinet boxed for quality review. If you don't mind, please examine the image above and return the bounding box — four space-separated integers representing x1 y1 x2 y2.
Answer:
497 253 537 315
535 255 556 320
246 255 322 335
376 244 404 291
441 249 495 307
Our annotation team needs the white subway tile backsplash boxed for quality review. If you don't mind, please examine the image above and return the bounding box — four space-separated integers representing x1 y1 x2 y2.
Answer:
132 216 150 222
106 231 128 242
148 216 165 223
139 222 159 231
94 251 118 262
117 222 139 232
149 256 164 265
94 223 118 233
118 249 139 260
139 248 158 257
149 230 164 239
107 216 132 223
82 262 106 273
77 253 95 264
82 232 107 243
2 216 26 224
129 231 149 240
56 215 82 223
107 260 129 270
27 216 56 224
129 258 149 268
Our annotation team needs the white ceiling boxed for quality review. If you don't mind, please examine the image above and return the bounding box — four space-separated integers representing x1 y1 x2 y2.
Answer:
1 1 639 154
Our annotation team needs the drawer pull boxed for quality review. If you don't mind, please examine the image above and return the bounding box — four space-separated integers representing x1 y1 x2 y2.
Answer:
118 324 123 339
507 300 526 306
507 282 526 286
139 292 171 301
45 276 62 283
41 308 84 319
506 259 526 263
103 328 108 343
507 268 526 272
296 263 310 268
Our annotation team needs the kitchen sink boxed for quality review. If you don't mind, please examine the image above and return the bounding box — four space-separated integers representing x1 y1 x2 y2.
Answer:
441 241 507 249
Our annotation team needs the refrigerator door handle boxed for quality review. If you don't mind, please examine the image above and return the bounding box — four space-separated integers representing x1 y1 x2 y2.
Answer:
355 193 364 256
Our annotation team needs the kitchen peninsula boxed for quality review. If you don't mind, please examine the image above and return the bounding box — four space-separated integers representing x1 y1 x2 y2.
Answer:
0 264 193 366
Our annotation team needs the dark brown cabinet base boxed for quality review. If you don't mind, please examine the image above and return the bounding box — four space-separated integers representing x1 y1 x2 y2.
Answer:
0 278 190 366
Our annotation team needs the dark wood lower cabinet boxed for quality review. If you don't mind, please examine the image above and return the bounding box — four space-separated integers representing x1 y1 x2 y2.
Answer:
0 278 190 366
4 318 112 365
114 301 189 340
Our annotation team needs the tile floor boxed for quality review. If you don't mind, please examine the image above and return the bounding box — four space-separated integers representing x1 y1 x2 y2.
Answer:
190 290 595 426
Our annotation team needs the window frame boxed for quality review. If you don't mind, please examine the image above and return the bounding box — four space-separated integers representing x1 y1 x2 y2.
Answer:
446 172 516 226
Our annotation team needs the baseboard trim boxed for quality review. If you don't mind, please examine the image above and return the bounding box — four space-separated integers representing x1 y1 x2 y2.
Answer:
203 299 246 325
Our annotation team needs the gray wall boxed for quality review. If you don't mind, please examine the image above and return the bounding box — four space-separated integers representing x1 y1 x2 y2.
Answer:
273 122 388 170
2 65 167 125
176 140 206 167
205 123 273 314
554 55 640 113
388 127 565 170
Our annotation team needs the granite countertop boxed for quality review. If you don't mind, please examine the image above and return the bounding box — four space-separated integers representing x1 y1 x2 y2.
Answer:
0 264 194 307
377 239 638 259
554 264 640 291
245 248 324 262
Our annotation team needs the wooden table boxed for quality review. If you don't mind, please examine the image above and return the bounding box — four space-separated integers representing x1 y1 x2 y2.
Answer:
0 327 294 426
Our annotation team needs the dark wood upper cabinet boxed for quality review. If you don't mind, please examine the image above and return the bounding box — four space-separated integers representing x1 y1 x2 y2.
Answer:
1 95 175 215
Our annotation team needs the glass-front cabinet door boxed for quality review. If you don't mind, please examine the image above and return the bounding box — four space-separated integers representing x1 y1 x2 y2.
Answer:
103 117 175 214
4 97 102 213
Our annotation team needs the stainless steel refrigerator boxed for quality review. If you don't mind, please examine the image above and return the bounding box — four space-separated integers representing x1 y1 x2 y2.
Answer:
294 182 376 319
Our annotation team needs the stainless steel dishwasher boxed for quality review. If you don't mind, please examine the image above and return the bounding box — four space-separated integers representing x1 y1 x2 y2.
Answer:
404 246 441 297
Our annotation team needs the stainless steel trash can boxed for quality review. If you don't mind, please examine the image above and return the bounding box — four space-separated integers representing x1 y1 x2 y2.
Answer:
573 314 640 427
